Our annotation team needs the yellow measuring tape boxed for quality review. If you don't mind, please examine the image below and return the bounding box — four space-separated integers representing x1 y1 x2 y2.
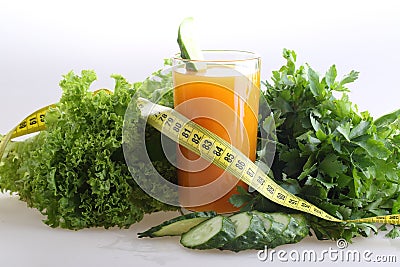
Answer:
0 106 52 159
1 95 400 225
0 89 107 158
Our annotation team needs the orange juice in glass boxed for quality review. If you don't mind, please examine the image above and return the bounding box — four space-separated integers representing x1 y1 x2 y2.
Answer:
173 50 260 213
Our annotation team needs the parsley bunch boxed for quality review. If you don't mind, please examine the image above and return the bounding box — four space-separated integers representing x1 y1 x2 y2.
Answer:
232 49 400 241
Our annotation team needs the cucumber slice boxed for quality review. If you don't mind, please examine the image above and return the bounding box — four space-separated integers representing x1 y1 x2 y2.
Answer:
177 17 204 60
252 211 286 244
270 212 290 226
221 212 268 252
268 213 310 248
268 212 296 247
138 211 216 238
177 17 205 71
180 215 236 250
290 214 310 242
252 212 309 248
252 212 273 241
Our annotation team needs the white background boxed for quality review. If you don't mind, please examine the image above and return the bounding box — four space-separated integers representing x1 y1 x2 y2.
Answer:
1 0 400 266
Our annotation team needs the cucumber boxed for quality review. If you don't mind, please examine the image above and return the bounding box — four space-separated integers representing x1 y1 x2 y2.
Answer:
290 214 310 242
139 211 309 251
138 211 216 238
221 212 268 252
270 213 310 246
180 215 236 250
177 17 205 71
268 212 294 246
252 211 286 245
177 17 204 60
252 211 310 248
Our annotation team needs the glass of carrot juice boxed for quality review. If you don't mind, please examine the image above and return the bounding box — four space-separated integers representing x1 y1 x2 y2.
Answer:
172 50 261 213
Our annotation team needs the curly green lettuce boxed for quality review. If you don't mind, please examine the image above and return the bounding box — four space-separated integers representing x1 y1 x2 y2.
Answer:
0 68 177 230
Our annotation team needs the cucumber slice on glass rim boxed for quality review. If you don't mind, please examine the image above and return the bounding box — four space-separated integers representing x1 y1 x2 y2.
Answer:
177 17 206 71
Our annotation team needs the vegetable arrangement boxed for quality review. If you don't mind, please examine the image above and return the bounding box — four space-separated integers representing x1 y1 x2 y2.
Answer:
1 17 400 253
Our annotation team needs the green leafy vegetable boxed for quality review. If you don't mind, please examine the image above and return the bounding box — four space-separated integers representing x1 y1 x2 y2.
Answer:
231 49 400 241
0 68 178 229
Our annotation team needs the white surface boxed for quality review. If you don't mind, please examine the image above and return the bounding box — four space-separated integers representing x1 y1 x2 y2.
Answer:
1 192 400 267
1 0 400 266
